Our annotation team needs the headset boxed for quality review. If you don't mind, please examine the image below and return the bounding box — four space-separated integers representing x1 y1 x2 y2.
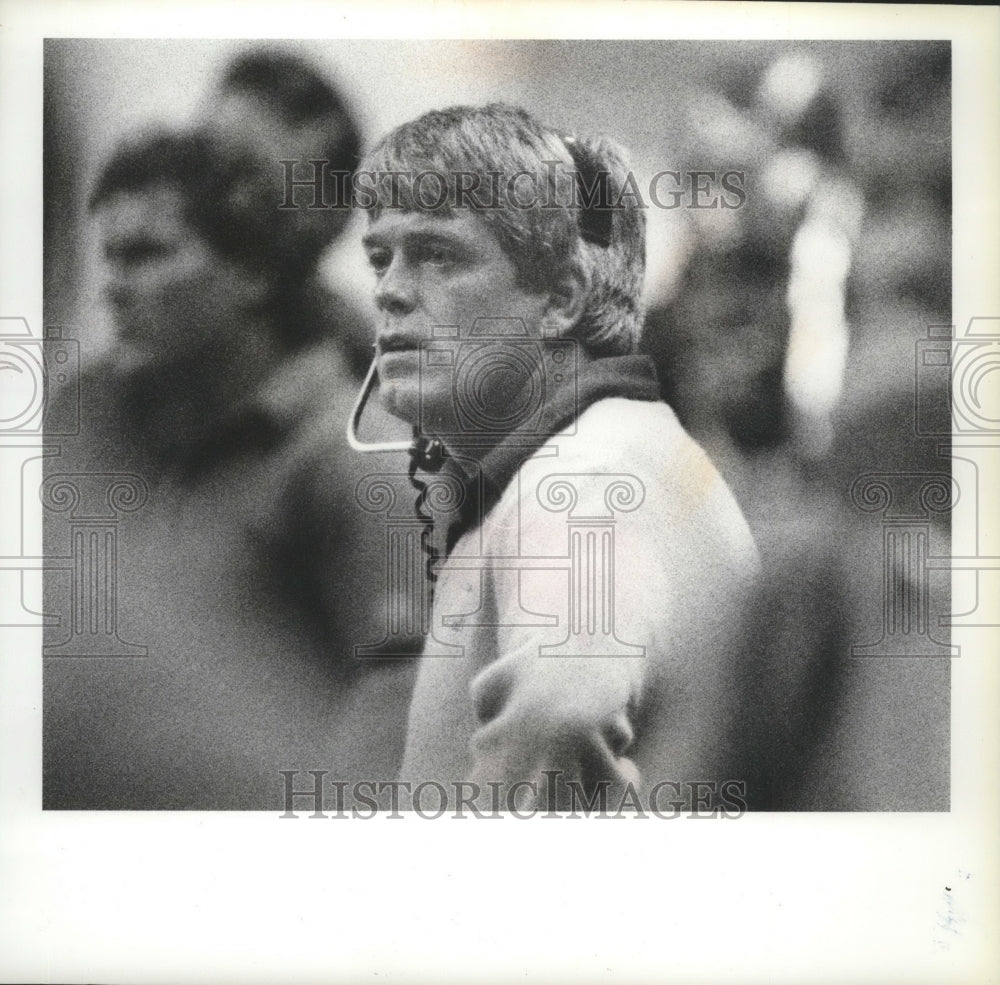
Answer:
346 350 448 474
346 131 608 476
347 350 451 586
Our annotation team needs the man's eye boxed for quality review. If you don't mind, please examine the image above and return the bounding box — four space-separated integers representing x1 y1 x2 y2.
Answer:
421 245 456 267
367 250 391 276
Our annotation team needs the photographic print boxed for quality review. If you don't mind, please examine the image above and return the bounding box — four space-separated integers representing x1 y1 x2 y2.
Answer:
1 4 997 984
39 37 954 813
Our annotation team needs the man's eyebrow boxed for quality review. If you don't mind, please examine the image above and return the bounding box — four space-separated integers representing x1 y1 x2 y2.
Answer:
362 227 469 252
413 228 464 244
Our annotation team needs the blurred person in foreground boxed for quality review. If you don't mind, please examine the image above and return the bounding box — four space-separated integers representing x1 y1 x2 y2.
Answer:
43 129 415 809
358 104 762 812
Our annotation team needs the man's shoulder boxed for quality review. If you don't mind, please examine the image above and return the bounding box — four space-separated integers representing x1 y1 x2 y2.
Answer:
573 395 684 458
512 396 759 569
536 395 699 484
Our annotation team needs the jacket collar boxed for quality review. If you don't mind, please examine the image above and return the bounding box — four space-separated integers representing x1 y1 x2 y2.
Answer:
438 353 662 549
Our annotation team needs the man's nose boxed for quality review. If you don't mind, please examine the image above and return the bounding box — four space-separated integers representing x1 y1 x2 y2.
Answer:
373 257 417 315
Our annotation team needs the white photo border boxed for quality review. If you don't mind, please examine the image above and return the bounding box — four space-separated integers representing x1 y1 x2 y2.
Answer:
1 3 997 983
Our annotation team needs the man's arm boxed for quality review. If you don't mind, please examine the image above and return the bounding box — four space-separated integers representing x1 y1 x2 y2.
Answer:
462 439 761 811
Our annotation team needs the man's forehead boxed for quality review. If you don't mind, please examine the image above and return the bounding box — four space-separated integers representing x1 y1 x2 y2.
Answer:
362 209 489 247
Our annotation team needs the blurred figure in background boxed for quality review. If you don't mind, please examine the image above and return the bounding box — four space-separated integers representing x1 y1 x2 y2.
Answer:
640 45 951 809
43 129 415 809
643 49 863 465
198 45 374 378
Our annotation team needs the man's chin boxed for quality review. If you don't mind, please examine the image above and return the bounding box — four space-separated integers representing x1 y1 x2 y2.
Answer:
379 379 448 437
377 380 420 427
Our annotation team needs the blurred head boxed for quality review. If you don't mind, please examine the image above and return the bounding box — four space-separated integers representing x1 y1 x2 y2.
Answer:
90 129 289 377
359 103 646 430
206 46 362 259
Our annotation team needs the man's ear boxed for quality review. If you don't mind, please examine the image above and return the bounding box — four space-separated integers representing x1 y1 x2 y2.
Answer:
542 258 590 337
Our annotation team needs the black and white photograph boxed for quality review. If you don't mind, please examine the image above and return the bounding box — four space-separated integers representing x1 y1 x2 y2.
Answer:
1 3 998 983
37 33 958 813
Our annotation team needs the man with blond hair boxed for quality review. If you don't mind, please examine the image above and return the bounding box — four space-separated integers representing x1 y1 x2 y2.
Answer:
358 103 759 814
